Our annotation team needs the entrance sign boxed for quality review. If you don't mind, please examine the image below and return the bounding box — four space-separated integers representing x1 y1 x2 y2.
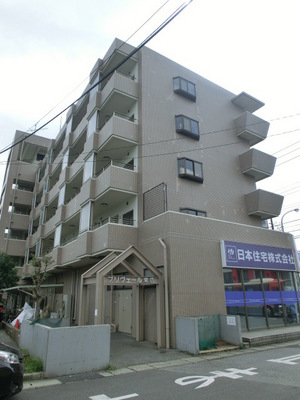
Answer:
175 368 258 389
105 275 158 286
221 241 296 271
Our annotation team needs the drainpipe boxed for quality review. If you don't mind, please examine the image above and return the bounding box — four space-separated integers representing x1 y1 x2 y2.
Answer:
159 238 170 349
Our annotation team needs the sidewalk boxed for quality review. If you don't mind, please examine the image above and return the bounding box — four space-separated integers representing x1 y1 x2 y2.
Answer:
1 324 300 383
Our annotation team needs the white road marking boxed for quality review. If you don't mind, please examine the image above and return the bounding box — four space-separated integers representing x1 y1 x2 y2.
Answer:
175 367 258 389
268 354 300 365
89 393 139 400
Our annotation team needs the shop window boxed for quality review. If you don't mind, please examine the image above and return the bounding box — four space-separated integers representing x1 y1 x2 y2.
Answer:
175 115 199 140
173 76 196 101
178 157 203 183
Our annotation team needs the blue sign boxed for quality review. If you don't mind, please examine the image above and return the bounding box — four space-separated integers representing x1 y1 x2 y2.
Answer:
221 241 296 271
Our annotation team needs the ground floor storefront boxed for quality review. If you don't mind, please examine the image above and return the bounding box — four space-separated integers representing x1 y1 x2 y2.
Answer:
222 240 300 331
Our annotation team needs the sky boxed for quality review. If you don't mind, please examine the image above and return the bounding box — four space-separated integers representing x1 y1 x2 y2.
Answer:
0 0 299 247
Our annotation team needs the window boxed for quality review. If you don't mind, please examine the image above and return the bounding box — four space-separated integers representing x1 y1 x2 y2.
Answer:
123 210 134 226
83 153 95 183
173 77 196 101
87 111 98 138
58 185 65 207
36 153 45 161
175 115 199 140
178 157 203 182
66 117 73 136
62 149 69 171
79 202 91 233
43 176 49 192
54 224 62 248
180 208 206 217
124 159 134 171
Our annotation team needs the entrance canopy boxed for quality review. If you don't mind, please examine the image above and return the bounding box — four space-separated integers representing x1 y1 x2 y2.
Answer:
78 246 165 347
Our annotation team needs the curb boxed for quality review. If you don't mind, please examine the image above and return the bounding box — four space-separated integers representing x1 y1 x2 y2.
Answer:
23 345 240 381
24 372 44 381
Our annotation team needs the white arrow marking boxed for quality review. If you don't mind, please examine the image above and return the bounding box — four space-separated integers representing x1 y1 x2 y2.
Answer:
89 393 139 400
268 353 300 365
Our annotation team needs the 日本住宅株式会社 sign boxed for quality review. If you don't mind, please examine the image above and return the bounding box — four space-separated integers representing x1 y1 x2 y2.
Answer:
221 241 296 271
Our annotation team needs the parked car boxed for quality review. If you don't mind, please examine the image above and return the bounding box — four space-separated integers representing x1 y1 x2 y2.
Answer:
263 303 297 322
0 342 24 399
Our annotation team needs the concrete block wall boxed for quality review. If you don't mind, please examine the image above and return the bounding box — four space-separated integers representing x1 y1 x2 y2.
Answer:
175 315 243 354
219 315 243 346
20 320 110 377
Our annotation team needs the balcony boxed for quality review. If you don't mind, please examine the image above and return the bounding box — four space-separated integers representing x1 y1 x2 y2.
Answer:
10 213 30 230
244 189 284 219
98 73 138 129
98 113 138 149
239 149 276 181
232 92 264 113
90 223 137 255
50 222 137 266
234 111 270 146
94 161 138 199
12 188 34 206
4 238 26 257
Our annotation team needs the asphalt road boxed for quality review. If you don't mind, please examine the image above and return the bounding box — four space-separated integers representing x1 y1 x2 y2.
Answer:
17 342 300 400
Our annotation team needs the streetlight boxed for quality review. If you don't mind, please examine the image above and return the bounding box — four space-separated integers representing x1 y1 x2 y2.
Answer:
281 208 299 232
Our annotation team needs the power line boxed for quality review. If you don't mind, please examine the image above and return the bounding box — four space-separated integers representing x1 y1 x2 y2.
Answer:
0 0 192 156
27 1 172 135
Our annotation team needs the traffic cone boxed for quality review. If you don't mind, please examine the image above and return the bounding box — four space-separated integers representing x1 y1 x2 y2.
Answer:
15 319 19 329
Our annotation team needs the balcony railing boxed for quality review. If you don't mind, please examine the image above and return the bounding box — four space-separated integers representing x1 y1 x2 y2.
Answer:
91 216 134 230
95 159 135 177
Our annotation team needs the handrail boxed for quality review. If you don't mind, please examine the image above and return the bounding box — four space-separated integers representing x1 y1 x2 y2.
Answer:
95 159 135 177
91 216 135 230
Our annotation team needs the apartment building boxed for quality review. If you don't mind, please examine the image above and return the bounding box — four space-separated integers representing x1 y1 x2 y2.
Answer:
0 38 299 348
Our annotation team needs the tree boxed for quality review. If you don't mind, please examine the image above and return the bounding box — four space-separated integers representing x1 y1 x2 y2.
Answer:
0 252 18 290
29 255 53 319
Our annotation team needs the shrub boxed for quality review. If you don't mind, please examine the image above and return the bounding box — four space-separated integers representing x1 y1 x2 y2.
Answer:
24 355 43 373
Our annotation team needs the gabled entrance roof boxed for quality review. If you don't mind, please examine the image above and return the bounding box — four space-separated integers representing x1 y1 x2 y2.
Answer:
81 245 163 283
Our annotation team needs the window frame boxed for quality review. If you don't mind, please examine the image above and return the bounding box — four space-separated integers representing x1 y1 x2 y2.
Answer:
175 115 199 140
173 76 196 101
177 157 204 183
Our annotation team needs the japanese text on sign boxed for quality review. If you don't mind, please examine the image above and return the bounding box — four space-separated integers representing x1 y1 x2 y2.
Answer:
106 275 155 285
221 241 296 271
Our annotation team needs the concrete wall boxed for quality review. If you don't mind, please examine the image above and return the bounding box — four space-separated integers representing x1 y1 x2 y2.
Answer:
175 315 242 354
175 317 199 354
219 315 243 346
20 320 110 377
